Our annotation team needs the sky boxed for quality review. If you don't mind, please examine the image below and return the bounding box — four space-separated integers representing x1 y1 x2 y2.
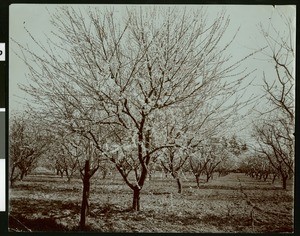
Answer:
8 4 296 141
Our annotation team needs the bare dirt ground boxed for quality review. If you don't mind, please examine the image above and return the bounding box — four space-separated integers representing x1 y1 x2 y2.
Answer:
8 172 294 233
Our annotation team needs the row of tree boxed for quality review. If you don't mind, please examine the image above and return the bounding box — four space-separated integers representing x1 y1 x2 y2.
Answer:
249 13 295 190
10 117 246 189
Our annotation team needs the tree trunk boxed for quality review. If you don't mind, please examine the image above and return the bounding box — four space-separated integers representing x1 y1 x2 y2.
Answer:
176 177 182 193
171 172 182 193
67 176 71 182
65 169 69 178
282 175 288 190
102 169 107 179
132 186 141 211
195 174 200 188
206 173 211 182
20 171 25 181
263 173 269 181
272 174 277 184
80 160 90 230
10 165 17 188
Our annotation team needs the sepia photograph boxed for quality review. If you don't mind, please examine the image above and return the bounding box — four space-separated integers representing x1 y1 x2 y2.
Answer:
8 4 295 233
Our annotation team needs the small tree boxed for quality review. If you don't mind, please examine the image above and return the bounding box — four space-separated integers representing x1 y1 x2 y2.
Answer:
51 132 81 182
190 137 227 184
254 118 293 189
9 115 51 187
65 132 101 230
159 107 197 194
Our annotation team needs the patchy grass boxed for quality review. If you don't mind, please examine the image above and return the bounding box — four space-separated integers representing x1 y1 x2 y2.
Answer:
9 172 294 233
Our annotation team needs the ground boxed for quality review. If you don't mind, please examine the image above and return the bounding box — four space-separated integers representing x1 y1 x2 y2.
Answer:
8 172 294 233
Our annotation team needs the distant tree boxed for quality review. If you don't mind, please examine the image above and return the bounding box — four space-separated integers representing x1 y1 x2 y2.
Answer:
190 135 247 186
189 137 226 185
52 132 81 182
215 135 248 176
160 147 188 193
240 155 274 181
202 137 230 182
9 115 51 187
159 107 197 194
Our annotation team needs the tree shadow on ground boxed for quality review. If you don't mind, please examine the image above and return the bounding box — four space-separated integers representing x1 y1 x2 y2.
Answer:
10 198 81 215
9 215 69 232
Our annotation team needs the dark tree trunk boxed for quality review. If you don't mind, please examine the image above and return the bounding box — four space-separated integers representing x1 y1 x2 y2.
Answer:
80 160 91 230
195 174 200 188
65 169 72 182
10 165 18 188
176 177 182 193
206 173 211 182
65 169 69 177
171 172 182 193
10 180 14 188
59 170 63 178
282 175 288 190
263 173 269 181
132 186 141 211
272 173 277 184
20 171 25 181
102 169 107 179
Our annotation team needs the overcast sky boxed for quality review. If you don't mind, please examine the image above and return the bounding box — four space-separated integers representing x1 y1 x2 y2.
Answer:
8 4 296 140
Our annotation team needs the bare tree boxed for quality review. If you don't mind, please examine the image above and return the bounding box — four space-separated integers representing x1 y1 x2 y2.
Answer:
13 6 256 212
78 141 101 230
243 155 275 181
159 106 198 194
254 117 293 189
51 132 81 181
9 115 51 187
160 147 188 194
189 137 227 185
253 13 295 190
189 136 245 186
62 130 104 230
215 135 248 176
203 137 230 182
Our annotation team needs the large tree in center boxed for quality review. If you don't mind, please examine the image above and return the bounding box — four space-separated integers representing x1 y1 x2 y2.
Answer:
14 6 255 211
